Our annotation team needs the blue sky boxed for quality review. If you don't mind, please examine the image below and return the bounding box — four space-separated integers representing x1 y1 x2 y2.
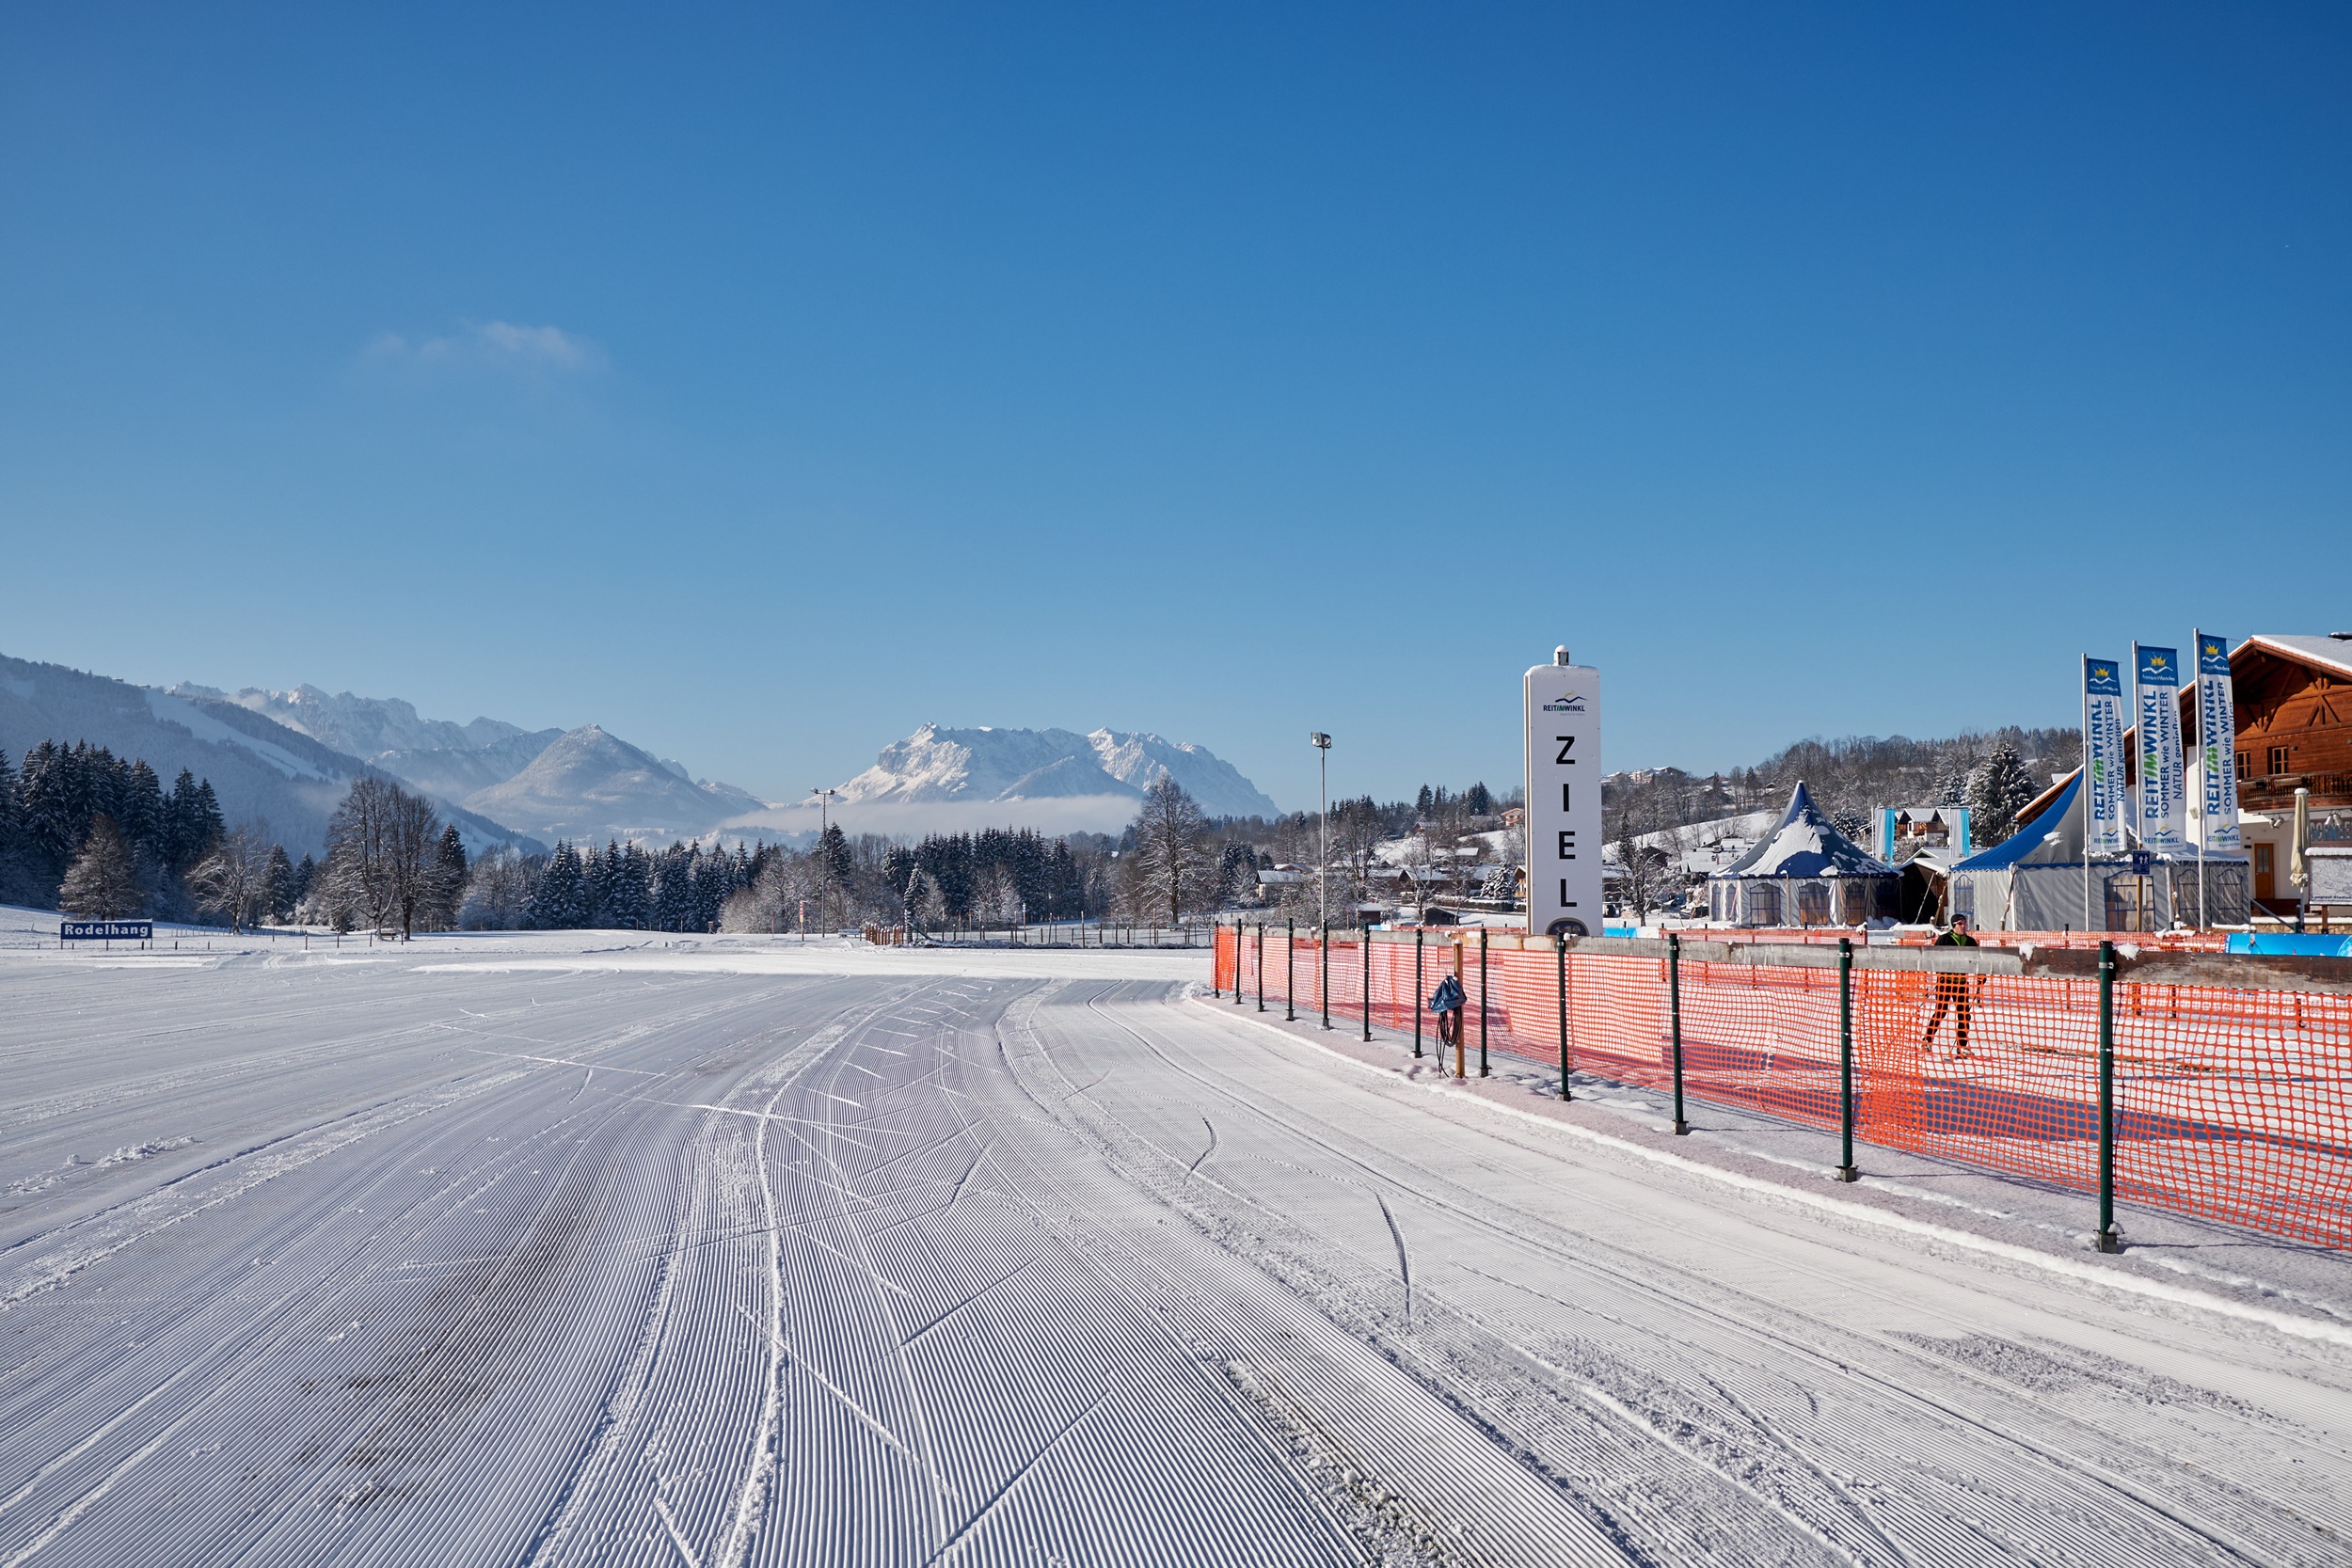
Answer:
4 3 2348 815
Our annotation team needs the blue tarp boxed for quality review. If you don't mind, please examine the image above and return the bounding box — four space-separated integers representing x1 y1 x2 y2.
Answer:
2226 932 2352 957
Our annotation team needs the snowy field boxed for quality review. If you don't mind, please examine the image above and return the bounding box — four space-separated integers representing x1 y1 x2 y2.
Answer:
1 909 2350 1565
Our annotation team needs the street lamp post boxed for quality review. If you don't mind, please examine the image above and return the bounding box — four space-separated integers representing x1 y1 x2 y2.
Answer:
1310 733 1332 935
810 787 837 932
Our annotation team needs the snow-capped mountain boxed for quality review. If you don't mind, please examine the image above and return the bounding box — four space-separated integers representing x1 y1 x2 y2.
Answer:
3 656 542 856
461 725 764 845
175 683 566 802
834 725 1279 819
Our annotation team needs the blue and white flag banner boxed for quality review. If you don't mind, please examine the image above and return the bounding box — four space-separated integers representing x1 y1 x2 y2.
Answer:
2082 656 2127 857
2193 630 2241 853
2134 643 2187 854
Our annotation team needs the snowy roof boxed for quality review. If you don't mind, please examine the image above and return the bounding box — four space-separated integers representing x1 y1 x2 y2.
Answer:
1712 784 1897 879
2243 634 2352 683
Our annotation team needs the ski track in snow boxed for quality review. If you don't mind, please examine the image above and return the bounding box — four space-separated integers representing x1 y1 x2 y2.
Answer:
0 945 2346 1565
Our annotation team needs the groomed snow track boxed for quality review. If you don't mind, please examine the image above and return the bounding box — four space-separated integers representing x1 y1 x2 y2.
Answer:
0 946 2348 1565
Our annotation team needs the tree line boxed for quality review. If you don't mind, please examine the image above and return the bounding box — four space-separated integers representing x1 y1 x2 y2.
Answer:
0 741 226 913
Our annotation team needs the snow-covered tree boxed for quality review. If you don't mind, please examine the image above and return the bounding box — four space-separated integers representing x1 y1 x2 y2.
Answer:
1131 776 1212 924
58 816 143 919
263 845 297 921
187 822 275 932
1968 742 2039 847
426 826 469 931
459 847 537 930
528 843 587 929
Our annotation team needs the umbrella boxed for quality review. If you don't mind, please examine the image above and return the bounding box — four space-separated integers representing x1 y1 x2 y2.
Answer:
2291 787 2312 896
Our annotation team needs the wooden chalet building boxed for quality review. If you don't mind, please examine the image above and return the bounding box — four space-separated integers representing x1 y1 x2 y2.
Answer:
2218 633 2352 912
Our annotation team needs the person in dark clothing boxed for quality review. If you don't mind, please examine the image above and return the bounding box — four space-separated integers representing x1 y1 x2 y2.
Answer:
1431 972 1465 1054
1923 913 1979 1057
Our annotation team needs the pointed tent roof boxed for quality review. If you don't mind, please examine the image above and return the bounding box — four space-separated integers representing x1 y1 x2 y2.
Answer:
1715 783 1898 879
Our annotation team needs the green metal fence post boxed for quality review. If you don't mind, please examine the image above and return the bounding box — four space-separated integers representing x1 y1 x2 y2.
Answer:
1256 924 1265 1012
1285 919 1295 1022
1556 931 1573 1101
1413 929 1424 1058
1669 933 1690 1135
1362 928 1372 1041
2097 940 2122 1253
1836 938 1858 1180
1478 928 1489 1077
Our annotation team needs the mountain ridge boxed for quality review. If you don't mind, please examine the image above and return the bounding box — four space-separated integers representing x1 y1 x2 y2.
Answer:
834 724 1279 819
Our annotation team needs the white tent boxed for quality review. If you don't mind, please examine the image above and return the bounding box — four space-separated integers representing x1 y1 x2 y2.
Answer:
1947 769 2249 931
1706 784 1900 927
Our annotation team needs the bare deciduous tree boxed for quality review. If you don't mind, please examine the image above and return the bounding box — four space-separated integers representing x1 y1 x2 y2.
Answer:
187 820 275 932
323 777 446 938
1131 776 1213 924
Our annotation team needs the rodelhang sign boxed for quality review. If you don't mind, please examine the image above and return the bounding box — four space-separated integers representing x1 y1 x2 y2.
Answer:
2082 656 2126 857
61 921 152 942
1523 649 1601 937
2193 630 2241 854
2134 643 2186 854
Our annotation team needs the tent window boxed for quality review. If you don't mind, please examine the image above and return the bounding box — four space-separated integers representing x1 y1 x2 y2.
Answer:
1839 880 1867 925
1951 880 1976 925
1746 883 1781 927
1796 882 1831 925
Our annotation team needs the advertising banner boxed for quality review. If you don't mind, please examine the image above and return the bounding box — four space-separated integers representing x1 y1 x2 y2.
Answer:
1524 654 1602 937
2083 656 2127 856
2134 643 2187 854
2193 630 2242 853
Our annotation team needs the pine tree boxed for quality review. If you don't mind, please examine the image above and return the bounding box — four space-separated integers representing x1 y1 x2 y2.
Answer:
432 826 469 930
527 842 587 929
1415 784 1433 815
1933 756 1971 807
1465 782 1493 816
0 749 19 902
264 844 297 921
119 761 164 863
58 816 144 919
19 741 74 897
1967 742 2039 847
162 769 204 873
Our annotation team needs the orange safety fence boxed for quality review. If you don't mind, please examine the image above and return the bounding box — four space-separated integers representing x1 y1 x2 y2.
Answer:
1213 923 2352 1250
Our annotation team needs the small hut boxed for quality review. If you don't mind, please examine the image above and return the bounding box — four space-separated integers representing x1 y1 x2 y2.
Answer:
1706 783 1900 927
1947 769 2249 930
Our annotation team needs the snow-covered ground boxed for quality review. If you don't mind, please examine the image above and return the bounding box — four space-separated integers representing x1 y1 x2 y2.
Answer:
1 904 2347 1564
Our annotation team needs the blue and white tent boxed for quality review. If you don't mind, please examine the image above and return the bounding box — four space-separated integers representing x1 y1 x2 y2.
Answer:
1706 784 1899 927
1947 768 2249 930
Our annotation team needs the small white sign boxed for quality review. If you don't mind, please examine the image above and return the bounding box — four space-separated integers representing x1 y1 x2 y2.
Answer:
1524 654 1602 936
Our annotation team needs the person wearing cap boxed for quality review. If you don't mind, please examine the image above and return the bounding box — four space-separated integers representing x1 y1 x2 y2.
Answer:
1923 912 1979 1057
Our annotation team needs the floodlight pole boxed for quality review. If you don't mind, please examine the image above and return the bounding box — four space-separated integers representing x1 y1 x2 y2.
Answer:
1311 733 1332 936
810 787 837 932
